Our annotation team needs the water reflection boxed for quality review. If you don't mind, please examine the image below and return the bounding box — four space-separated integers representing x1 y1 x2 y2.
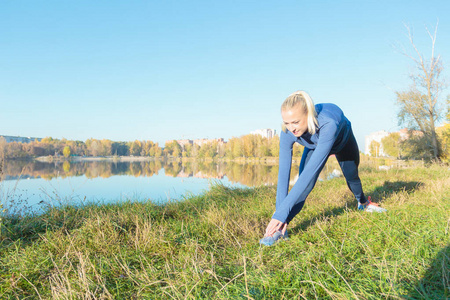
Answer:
1 158 345 214
1 158 342 187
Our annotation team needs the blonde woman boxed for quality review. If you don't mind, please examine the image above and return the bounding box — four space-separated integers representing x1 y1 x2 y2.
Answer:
260 91 386 246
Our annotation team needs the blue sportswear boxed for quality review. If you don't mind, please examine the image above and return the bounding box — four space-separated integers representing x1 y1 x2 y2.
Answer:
272 103 352 223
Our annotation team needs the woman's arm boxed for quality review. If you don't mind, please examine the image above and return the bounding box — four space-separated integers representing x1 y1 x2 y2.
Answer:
275 130 294 210
272 120 338 223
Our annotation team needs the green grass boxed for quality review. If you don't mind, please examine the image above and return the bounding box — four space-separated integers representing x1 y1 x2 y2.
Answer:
0 164 449 299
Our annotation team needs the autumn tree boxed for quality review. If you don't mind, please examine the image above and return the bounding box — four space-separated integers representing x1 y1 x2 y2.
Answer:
224 138 238 158
194 143 201 157
22 141 46 157
256 136 270 157
100 139 112 156
269 135 280 157
63 146 71 158
231 137 243 158
436 97 450 162
164 141 182 157
0 137 7 161
217 141 226 157
198 141 218 158
129 140 142 156
399 133 430 160
395 23 447 160
369 140 381 157
153 143 162 158
242 135 255 157
112 142 129 156
85 139 103 156
39 137 57 156
64 140 85 156
140 141 153 156
183 143 193 157
172 142 182 157
381 132 402 158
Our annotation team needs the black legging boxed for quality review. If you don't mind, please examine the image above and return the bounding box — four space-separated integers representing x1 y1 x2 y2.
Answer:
285 128 366 224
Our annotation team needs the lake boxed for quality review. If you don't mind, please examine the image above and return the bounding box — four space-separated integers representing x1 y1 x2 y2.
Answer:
0 158 341 215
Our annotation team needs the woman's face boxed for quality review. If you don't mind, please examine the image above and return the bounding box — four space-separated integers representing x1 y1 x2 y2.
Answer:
281 104 308 137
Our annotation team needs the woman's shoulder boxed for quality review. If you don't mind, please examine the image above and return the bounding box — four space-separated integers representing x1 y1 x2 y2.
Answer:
315 103 343 114
317 103 343 116
316 103 345 125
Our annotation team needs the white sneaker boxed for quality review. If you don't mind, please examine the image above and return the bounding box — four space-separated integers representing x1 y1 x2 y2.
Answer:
259 230 289 246
358 196 387 213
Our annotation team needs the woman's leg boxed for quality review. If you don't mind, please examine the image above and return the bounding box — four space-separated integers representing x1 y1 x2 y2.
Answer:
335 129 367 204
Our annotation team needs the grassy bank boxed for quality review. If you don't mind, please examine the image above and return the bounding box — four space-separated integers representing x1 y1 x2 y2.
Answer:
0 164 449 299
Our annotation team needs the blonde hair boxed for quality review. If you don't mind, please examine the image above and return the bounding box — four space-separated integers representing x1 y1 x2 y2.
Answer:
281 91 318 135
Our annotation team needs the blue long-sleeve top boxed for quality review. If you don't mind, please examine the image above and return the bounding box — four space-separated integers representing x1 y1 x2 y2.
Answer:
272 103 352 223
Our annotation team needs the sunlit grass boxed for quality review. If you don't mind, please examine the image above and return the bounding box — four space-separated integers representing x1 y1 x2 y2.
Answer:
0 164 449 299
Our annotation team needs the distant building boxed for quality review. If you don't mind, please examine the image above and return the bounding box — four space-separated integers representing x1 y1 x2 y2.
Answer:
166 138 226 149
176 139 193 150
365 128 424 156
0 135 42 143
193 138 225 147
193 139 210 147
398 128 423 139
250 129 277 139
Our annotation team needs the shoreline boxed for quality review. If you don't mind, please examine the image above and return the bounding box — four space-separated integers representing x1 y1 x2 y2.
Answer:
35 155 157 162
8 155 414 168
32 155 287 164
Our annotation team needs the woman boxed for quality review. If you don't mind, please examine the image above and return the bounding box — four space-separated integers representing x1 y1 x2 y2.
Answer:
260 91 386 246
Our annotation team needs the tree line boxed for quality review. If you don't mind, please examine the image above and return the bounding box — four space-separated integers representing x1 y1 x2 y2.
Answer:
164 135 303 159
0 137 163 159
0 134 305 160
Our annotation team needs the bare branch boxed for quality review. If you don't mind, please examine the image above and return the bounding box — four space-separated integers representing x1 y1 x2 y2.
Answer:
404 24 424 66
398 23 421 64
425 19 439 61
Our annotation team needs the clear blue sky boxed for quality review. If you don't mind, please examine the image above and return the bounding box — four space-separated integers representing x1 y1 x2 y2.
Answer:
1 1 449 150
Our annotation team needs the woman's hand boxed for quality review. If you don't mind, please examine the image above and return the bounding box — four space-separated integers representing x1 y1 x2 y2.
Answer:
264 218 285 237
